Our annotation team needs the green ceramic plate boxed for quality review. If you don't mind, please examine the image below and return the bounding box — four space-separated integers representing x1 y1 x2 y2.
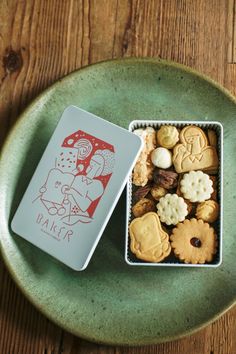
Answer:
0 58 236 345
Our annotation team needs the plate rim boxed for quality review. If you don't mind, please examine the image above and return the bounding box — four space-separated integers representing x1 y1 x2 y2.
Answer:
0 57 236 345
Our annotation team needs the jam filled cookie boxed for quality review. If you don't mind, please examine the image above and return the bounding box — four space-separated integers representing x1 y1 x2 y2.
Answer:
170 218 217 264
157 193 188 225
129 212 171 262
180 171 213 202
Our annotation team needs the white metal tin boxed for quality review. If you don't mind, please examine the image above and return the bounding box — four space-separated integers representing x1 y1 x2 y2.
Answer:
11 106 143 271
125 120 223 268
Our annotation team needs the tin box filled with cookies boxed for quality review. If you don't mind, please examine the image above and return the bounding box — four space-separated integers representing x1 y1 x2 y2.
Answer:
125 120 223 267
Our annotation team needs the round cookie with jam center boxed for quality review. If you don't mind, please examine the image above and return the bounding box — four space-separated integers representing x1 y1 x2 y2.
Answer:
170 218 217 264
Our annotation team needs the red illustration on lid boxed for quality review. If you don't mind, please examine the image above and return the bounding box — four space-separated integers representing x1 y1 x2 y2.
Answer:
33 130 115 226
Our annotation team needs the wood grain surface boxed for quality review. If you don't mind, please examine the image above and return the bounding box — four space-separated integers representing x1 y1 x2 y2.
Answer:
0 0 236 353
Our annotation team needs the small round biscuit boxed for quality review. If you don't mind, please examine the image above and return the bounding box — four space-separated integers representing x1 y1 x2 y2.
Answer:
180 171 213 202
196 200 219 223
157 125 179 149
157 193 188 225
151 147 172 169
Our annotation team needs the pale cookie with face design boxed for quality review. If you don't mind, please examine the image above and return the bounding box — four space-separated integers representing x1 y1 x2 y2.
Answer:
156 193 188 225
180 171 213 202
173 125 219 173
129 212 171 262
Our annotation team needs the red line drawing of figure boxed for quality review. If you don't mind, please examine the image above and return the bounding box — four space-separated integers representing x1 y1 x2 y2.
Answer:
61 149 115 225
35 168 75 216
33 130 115 226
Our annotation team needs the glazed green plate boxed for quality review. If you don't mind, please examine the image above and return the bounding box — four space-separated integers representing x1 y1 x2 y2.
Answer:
0 58 236 345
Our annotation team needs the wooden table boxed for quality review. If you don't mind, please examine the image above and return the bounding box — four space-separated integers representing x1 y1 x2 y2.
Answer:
0 1 236 353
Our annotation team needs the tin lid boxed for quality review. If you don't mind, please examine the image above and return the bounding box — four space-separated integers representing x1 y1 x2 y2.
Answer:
11 106 143 270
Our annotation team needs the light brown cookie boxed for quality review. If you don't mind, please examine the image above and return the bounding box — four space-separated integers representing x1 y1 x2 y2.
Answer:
132 198 156 218
207 129 217 147
157 125 179 149
133 127 156 186
170 218 217 264
196 200 219 223
173 125 219 173
129 212 171 262
146 127 157 180
150 185 167 201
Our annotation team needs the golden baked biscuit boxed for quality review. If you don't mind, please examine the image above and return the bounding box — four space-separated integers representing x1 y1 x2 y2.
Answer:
173 125 219 173
157 125 179 149
133 127 156 186
129 212 171 262
207 129 217 147
150 185 167 201
196 200 219 223
146 127 157 180
170 218 217 264
132 198 156 218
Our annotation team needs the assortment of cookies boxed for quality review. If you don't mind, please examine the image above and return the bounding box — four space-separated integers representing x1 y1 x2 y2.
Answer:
128 124 220 265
